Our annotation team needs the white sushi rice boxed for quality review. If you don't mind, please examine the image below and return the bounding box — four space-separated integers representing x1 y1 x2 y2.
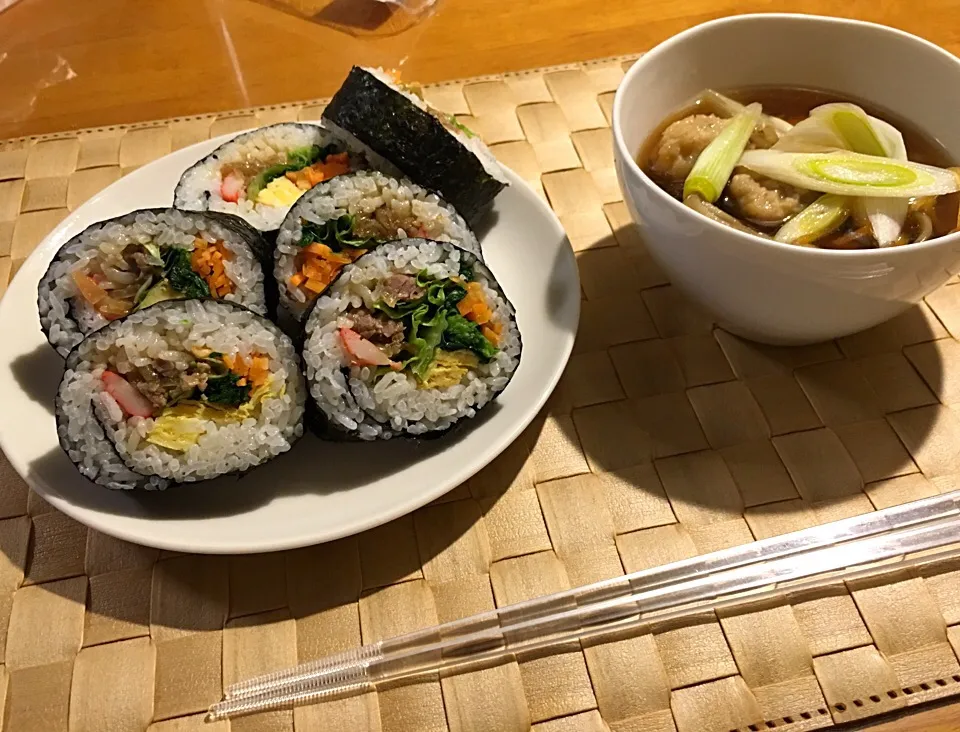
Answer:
274 170 482 321
56 301 305 490
174 122 363 231
363 67 508 185
39 209 267 358
302 239 520 440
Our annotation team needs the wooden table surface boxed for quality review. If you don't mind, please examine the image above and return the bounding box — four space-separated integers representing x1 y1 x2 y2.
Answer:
3 0 960 141
2 1 960 731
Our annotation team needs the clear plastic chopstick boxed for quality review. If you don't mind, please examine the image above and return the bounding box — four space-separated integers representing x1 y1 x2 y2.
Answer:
209 490 960 720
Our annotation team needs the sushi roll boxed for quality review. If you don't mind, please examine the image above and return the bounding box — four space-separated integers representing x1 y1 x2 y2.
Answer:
322 67 508 225
39 208 270 359
274 170 481 322
55 300 306 490
302 238 520 440
174 123 366 233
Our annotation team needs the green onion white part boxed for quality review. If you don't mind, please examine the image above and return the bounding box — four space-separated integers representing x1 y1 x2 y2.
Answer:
737 150 960 199
697 89 793 136
684 103 762 202
775 194 850 245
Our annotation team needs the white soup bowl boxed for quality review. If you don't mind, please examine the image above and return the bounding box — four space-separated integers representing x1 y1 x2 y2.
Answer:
613 14 960 344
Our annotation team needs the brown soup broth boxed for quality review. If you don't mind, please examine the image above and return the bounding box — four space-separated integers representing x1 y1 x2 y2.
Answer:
638 86 959 247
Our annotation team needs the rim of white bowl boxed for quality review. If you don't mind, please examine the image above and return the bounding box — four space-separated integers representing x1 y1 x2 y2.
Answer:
612 13 960 260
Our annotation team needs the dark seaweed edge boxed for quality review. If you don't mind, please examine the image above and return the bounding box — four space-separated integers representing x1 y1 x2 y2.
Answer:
301 237 522 442
56 299 307 490
322 67 506 226
38 207 272 359
172 122 350 234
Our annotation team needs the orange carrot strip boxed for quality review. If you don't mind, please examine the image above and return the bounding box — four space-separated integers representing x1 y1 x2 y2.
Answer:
305 278 327 293
304 242 352 263
482 326 500 345
72 270 108 306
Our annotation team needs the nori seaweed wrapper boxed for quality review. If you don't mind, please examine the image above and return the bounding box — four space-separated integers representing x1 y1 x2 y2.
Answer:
322 67 506 225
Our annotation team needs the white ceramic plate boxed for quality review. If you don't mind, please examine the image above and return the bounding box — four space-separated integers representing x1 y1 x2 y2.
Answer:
0 130 579 553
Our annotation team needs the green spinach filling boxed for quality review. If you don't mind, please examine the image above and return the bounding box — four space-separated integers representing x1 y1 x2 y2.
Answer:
371 269 499 381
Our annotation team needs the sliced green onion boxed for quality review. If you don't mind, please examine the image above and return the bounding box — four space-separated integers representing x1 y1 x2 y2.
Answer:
864 197 908 247
737 150 960 198
684 103 762 202
775 194 850 245
809 104 909 246
813 103 888 157
868 116 908 161
697 90 793 135
772 115 847 153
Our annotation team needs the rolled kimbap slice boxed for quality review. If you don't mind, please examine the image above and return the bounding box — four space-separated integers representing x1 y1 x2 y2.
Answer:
274 169 482 322
302 238 520 440
56 300 306 490
322 67 508 225
174 122 366 232
39 208 270 358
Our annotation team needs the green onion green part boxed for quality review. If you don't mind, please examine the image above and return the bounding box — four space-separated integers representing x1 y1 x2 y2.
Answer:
683 103 762 203
737 150 960 198
775 194 850 245
811 103 889 157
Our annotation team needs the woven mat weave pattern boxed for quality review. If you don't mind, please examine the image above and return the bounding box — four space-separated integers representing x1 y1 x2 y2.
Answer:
2 55 960 732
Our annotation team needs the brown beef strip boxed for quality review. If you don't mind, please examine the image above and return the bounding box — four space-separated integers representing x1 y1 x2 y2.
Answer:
348 308 407 357
380 274 425 305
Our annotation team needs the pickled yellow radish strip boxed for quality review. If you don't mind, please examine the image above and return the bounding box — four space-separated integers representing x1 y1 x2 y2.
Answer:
775 194 850 245
683 103 762 202
737 150 960 198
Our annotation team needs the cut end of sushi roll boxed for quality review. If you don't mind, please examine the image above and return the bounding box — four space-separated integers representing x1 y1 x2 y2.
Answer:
38 208 270 359
173 123 367 232
274 170 482 322
302 238 520 441
322 67 508 225
55 300 306 490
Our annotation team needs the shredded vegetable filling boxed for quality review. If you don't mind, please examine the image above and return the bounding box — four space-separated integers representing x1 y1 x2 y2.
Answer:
70 236 241 321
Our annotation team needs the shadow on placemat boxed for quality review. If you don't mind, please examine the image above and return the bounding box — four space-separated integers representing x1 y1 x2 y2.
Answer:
568 298 945 519
3 413 530 632
25 402 501 519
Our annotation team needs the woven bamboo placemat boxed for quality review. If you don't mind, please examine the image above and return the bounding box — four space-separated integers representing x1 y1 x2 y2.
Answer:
1 54 960 732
